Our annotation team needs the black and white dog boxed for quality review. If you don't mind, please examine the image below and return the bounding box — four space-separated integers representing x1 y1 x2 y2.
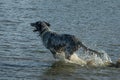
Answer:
30 21 101 60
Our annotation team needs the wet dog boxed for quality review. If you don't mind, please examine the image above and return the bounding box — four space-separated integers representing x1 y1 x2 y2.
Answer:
30 21 102 60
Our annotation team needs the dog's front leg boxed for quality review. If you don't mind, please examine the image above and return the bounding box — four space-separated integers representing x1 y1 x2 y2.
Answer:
50 50 57 59
65 51 71 60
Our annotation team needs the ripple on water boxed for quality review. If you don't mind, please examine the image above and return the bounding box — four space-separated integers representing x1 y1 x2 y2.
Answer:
0 0 120 80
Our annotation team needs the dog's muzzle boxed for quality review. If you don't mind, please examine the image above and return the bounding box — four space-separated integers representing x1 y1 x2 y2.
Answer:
30 23 38 32
30 23 35 26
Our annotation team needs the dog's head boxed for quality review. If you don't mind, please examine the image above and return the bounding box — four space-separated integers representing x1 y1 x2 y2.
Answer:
30 21 50 32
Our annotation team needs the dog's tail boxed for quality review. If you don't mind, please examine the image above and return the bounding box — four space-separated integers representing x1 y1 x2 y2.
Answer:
78 41 103 57
78 41 88 50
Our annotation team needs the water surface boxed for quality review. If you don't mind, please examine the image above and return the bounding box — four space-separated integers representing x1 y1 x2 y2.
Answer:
0 0 120 80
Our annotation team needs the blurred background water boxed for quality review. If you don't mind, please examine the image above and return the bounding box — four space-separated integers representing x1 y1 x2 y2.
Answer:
0 0 120 80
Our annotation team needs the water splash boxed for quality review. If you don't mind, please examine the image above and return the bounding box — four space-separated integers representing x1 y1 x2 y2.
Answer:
54 52 86 66
70 50 112 67
54 49 112 67
65 53 86 66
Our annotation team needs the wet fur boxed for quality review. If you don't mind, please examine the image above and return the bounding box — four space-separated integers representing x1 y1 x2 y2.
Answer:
30 21 105 60
31 21 83 59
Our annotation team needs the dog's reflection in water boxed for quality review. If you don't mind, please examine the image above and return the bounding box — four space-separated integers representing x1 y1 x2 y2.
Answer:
44 61 78 76
40 61 79 80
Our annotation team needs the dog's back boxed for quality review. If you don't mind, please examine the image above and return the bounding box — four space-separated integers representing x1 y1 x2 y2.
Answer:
42 31 81 54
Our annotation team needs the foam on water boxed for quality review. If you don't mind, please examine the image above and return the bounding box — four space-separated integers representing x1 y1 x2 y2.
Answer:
55 50 112 67
76 50 112 67
65 53 86 66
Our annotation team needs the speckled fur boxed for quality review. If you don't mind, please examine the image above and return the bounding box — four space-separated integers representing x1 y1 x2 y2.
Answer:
31 21 83 59
30 21 107 60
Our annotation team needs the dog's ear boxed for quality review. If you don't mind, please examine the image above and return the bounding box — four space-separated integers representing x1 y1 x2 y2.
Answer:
44 21 51 27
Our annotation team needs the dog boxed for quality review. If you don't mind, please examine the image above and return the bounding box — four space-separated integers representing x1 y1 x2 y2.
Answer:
30 21 103 60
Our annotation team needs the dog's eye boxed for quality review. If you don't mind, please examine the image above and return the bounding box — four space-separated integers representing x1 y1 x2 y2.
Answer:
36 21 41 25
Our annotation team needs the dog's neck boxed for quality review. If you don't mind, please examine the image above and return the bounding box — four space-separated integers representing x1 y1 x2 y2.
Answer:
40 29 47 34
40 28 50 37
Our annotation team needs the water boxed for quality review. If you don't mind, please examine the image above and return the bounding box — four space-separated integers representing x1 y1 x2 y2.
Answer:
0 0 120 80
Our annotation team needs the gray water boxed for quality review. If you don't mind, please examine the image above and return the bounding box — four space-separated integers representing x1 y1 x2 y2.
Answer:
0 0 120 80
